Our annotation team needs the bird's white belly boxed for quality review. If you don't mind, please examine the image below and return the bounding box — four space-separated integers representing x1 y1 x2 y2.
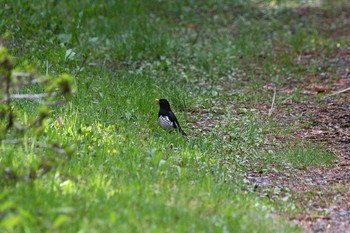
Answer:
158 116 174 131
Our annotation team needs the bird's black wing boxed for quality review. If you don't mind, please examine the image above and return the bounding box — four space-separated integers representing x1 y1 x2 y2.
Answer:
168 111 187 136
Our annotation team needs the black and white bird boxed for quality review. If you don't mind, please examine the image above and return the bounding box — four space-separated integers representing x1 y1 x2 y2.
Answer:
156 99 187 136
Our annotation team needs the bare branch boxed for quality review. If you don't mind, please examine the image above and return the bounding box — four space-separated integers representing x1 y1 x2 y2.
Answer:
23 79 41 85
12 72 33 78
12 73 44 86
11 92 59 99
0 92 60 103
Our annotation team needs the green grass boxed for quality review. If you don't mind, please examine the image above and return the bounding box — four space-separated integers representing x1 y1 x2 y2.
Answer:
272 144 336 169
1 0 347 232
254 142 336 171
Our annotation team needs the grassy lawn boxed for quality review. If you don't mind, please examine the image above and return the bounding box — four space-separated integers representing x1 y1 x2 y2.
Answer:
1 0 348 232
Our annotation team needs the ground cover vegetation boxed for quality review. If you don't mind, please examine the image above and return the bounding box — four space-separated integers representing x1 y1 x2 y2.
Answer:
1 0 349 232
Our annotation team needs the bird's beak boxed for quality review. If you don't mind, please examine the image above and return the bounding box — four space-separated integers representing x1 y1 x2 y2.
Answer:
155 99 160 103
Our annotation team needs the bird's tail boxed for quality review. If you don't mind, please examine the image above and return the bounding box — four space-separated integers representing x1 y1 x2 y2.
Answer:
179 128 187 136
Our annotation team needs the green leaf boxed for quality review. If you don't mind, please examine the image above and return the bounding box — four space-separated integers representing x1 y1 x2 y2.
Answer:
0 216 21 228
53 214 70 228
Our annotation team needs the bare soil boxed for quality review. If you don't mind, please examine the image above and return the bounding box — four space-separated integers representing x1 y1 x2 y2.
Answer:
190 70 350 233
248 95 350 233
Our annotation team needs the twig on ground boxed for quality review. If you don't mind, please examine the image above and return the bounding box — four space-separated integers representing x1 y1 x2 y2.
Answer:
268 86 277 117
325 87 350 97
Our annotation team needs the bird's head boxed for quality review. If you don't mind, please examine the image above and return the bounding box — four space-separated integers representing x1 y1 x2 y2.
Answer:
156 98 171 110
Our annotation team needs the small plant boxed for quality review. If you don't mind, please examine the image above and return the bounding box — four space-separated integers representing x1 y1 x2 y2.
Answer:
0 47 74 181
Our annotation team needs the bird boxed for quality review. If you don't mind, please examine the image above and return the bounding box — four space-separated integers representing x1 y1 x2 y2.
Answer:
155 98 187 136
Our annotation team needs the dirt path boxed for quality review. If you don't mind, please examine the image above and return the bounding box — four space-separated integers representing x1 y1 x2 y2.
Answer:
247 94 350 232
187 4 350 232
